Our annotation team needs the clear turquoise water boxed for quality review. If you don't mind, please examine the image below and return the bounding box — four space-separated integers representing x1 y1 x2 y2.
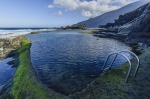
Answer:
26 30 131 95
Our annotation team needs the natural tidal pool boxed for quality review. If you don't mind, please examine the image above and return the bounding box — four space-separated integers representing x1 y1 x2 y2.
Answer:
26 30 131 95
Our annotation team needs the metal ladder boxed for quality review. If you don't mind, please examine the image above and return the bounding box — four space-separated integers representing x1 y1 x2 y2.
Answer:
102 50 140 83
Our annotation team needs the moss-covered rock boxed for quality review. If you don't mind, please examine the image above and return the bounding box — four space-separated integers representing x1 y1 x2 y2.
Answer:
2 36 149 99
12 37 68 99
70 48 150 99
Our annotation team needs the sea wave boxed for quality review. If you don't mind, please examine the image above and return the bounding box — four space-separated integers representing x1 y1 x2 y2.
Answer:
0 28 56 38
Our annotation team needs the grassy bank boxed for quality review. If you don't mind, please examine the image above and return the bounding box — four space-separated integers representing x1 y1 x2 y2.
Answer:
70 48 150 99
12 37 68 99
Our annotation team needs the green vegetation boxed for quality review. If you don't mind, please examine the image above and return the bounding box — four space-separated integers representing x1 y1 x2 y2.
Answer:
70 62 133 99
60 24 86 30
30 31 40 34
12 37 68 99
11 36 150 99
31 30 56 34
71 49 150 99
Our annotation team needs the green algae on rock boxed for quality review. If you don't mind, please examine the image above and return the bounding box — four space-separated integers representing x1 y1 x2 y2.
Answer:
9 36 150 99
70 48 150 99
12 37 68 99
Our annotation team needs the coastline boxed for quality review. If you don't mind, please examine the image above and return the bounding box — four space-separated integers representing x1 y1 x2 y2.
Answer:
0 36 68 98
92 31 150 55
0 30 149 98
0 36 22 98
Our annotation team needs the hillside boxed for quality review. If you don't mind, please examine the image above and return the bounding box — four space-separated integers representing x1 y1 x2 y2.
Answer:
94 2 150 51
75 0 150 28
103 2 150 33
103 3 150 29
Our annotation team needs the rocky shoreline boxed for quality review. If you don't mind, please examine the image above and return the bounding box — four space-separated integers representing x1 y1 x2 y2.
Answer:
93 31 150 55
0 36 22 99
0 36 22 60
0 31 150 98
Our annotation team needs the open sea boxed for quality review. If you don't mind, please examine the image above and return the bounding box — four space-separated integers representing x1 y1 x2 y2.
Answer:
0 28 56 38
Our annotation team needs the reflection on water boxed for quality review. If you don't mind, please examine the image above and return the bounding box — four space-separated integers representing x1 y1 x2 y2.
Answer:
27 30 131 95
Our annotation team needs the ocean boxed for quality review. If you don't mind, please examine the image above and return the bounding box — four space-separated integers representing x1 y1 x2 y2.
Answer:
0 28 56 38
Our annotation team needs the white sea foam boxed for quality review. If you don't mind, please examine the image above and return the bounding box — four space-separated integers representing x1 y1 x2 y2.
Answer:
0 28 56 38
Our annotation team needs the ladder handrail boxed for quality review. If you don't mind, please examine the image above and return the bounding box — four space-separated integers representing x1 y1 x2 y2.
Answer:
118 53 132 82
102 52 132 82
102 52 118 70
102 51 140 82
118 50 140 77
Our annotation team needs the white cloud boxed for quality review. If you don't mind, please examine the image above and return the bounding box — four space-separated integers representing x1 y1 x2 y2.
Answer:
82 10 93 17
53 10 63 16
48 4 54 8
113 0 132 5
49 0 137 17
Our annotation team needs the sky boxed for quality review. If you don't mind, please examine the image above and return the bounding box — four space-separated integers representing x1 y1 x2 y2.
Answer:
0 0 139 28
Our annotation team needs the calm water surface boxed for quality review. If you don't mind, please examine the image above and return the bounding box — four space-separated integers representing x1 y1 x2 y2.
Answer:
0 58 16 90
27 30 131 95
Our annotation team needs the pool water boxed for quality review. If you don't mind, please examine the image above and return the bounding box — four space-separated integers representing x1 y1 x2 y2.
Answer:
26 30 131 95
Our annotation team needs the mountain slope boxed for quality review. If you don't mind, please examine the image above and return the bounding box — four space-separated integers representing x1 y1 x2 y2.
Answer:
104 2 150 33
76 0 150 28
98 2 150 46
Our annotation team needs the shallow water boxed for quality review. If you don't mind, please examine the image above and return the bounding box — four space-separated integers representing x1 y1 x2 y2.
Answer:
27 30 131 95
0 58 16 88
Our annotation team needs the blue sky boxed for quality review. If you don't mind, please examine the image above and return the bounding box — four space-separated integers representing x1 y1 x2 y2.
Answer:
0 0 139 28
